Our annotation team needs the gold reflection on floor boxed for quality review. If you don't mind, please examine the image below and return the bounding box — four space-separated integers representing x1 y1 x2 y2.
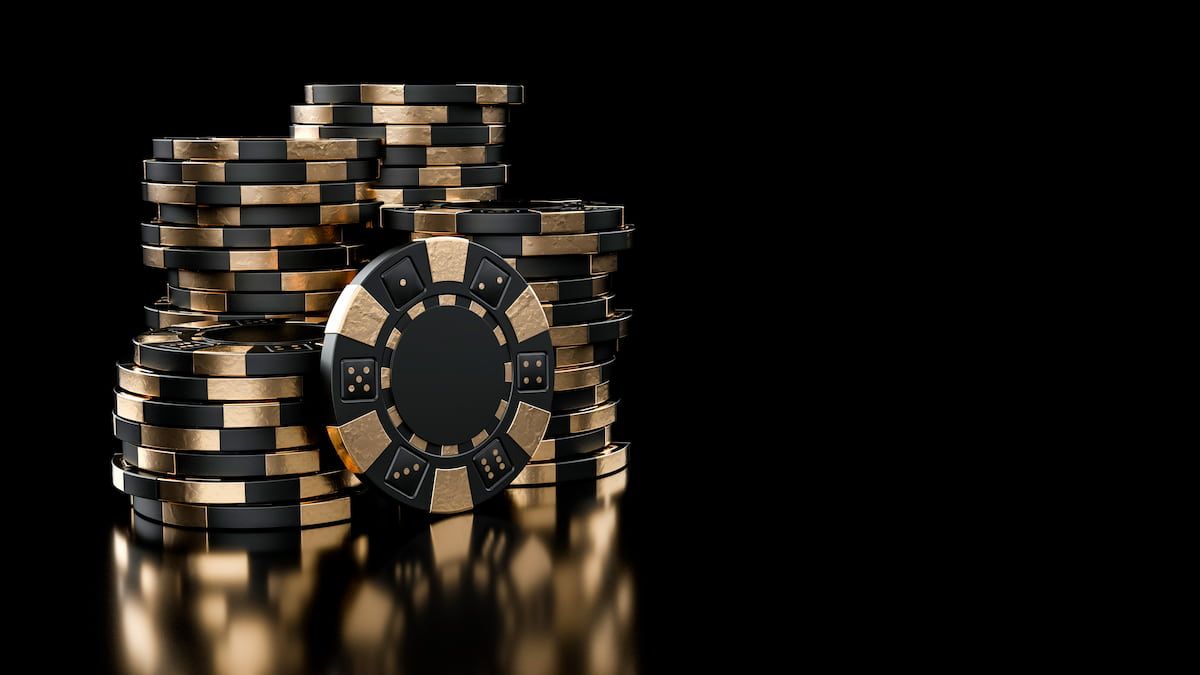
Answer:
111 468 635 674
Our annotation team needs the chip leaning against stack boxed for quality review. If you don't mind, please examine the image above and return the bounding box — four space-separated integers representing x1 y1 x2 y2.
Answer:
141 137 382 328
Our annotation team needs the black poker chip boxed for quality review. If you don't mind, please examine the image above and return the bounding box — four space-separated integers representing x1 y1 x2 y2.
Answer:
115 389 310 428
554 340 620 368
167 285 342 314
542 294 612 326
151 136 380 161
549 311 632 347
121 443 321 478
530 425 613 462
382 145 504 167
544 400 618 437
133 320 324 377
322 237 555 513
367 185 499 205
156 202 380 226
551 382 611 412
142 181 371 206
166 268 357 293
130 494 353 530
112 455 357 505
144 158 379 184
511 443 630 486
414 228 633 257
504 253 618 279
382 201 625 235
375 164 508 188
141 222 344 248
292 104 507 125
554 359 616 392
292 124 506 147
528 274 611 302
143 298 324 329
116 362 304 402
304 83 525 105
142 243 367 271
113 413 317 452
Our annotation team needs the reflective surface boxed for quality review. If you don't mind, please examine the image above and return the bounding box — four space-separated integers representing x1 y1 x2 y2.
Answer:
109 469 636 674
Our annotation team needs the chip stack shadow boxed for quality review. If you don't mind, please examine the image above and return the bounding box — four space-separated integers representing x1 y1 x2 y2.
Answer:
380 202 634 486
110 320 361 529
291 83 519 207
140 137 383 328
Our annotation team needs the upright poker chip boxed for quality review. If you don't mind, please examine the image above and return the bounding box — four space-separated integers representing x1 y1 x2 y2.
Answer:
541 294 612 326
376 164 508 188
292 124 506 147
130 494 353 530
549 311 632 346
142 181 371 206
505 253 618 279
116 362 304 402
367 185 499 204
112 455 357 505
121 443 321 478
167 285 342 314
113 413 317 452
151 137 380 161
141 243 367 271
551 381 611 412
292 104 507 125
382 201 625 235
167 268 357 293
133 320 324 376
144 158 379 184
511 443 630 486
545 400 618 437
555 341 620 368
142 223 344 248
528 274 611 302
322 237 554 513
304 83 525 105
382 145 504 166
143 298 324 329
411 228 633 256
114 389 309 428
156 202 380 227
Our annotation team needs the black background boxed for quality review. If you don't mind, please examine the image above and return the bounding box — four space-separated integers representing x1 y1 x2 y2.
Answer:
14 54 780 670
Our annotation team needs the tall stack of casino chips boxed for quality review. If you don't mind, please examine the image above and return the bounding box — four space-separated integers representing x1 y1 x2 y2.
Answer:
378 202 633 488
110 320 361 529
140 137 382 328
291 84 518 205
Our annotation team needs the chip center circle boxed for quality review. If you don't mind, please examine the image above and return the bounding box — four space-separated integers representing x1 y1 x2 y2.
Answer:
391 303 507 449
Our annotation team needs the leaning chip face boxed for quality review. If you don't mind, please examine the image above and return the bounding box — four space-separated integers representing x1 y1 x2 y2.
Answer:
322 238 554 514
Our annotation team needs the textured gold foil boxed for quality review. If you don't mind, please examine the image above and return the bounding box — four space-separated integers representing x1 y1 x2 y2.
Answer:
300 498 352 526
386 126 433 145
565 402 618 433
424 237 469 283
361 84 406 103
222 403 281 428
229 250 278 271
475 85 508 104
180 163 226 182
536 210 586 234
430 467 473 513
142 246 165 268
327 411 392 473
492 325 507 346
427 146 487 165
160 502 209 528
145 183 197 204
115 393 145 421
265 451 321 475
506 286 551 344
306 162 348 182
174 139 238 160
206 375 302 400
117 365 160 397
505 401 551 456
417 166 462 187
325 285 390 347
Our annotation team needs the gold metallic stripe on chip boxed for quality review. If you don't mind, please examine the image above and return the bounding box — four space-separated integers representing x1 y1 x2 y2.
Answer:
488 126 506 144
471 430 489 447
380 367 392 389
555 344 595 367
369 186 498 203
560 401 618 434
493 325 507 346
386 328 402 350
300 497 352 526
554 360 610 391
174 139 238 160
512 443 629 486
265 451 321 475
475 85 508 104
386 126 432 145
409 435 427 452
506 286 551 344
495 399 509 421
534 209 586 234
468 301 486 317
505 401 551 457
430 466 473 514
438 294 457 306
181 163 225 182
221 402 282 428
387 405 401 427
160 501 208 528
413 210 465 232
326 284 390 347
504 361 513 382
360 84 406 103
229 250 279 271
407 303 425 320
427 146 488 164
424 237 469 283
306 162 348 182
418 166 462 187
117 365 160 397
327 410 392 473
592 254 619 273
115 392 144 421
142 246 165 268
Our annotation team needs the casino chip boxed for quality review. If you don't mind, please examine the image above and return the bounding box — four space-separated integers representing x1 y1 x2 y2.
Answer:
142 181 372 206
551 382 611 412
166 268 357 293
549 311 632 346
528 274 611 302
111 455 358 505
367 186 500 204
292 124 506 146
156 202 379 226
121 444 322 478
116 362 303 402
292 104 507 125
321 238 554 513
504 253 618 279
142 223 345 249
411 228 634 257
382 145 504 166
133 320 324 377
113 414 317 452
304 83 525 105
141 243 367 271
167 285 342 314
382 201 625 235
130 494 352 530
151 136 380 161
143 298 325 329
375 164 508 188
531 425 613 462
144 158 379 184
541 294 612 326
511 443 630 486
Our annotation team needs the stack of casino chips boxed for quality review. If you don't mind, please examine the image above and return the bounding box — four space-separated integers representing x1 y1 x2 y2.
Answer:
110 320 361 529
140 136 382 328
380 201 633 486
291 83 519 205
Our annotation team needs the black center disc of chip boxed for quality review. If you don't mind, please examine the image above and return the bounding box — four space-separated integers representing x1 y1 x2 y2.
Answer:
322 237 555 514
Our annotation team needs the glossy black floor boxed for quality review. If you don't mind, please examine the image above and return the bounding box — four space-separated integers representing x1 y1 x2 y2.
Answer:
11 54 771 673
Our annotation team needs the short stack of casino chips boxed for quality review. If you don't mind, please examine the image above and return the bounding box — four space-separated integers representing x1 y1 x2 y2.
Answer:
110 320 361 529
292 84 519 204
379 201 633 487
140 137 382 328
